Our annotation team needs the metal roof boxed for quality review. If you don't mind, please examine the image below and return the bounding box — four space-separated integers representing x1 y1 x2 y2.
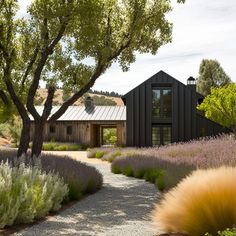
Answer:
32 106 126 121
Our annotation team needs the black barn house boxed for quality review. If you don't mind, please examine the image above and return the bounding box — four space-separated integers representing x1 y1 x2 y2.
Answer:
122 70 228 147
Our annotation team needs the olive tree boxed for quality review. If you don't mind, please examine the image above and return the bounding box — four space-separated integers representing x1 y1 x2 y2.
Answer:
0 0 185 157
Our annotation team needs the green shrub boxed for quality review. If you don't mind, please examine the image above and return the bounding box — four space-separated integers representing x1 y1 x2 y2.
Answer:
106 151 122 162
122 166 134 177
0 161 68 228
111 165 122 174
86 179 98 194
95 151 105 159
155 173 166 191
206 228 236 236
133 168 147 179
42 143 81 151
68 145 81 151
55 145 68 151
144 169 163 183
43 142 57 151
67 181 82 200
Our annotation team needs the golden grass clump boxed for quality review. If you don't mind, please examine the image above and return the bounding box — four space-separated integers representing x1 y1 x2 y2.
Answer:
152 166 236 236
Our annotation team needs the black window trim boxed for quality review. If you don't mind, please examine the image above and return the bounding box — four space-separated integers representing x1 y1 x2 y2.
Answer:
152 124 172 146
152 86 172 120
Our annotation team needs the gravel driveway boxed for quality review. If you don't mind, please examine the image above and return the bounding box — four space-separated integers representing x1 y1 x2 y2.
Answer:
15 151 161 236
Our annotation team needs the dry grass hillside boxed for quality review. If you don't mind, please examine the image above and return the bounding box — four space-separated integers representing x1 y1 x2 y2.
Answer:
0 138 10 147
36 88 124 106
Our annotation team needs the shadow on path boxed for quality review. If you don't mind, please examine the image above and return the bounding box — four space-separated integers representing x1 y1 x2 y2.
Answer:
16 154 161 236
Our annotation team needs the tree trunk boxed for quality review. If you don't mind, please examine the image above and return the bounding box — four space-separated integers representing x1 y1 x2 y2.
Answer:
17 119 31 157
31 121 45 157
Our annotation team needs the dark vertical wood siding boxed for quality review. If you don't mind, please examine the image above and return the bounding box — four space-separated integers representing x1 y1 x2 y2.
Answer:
124 70 228 147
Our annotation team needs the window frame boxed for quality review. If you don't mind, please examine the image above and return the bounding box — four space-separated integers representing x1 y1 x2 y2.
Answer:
152 125 172 147
152 86 172 122
49 125 56 134
66 125 73 135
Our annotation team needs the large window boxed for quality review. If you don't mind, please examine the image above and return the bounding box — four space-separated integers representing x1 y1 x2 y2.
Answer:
152 88 172 118
152 126 172 146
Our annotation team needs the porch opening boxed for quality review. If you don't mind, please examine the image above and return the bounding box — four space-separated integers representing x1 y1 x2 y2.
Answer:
101 127 117 146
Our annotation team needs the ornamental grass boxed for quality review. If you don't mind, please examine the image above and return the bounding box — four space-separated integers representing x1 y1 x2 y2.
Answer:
152 166 236 236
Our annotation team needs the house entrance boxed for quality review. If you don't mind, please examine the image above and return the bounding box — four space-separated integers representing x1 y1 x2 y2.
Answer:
90 124 118 147
101 126 117 146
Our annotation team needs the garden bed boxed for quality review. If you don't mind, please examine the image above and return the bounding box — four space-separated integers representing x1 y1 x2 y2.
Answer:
0 149 103 230
88 135 236 191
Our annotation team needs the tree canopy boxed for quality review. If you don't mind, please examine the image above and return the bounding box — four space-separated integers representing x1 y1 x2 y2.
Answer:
197 83 236 136
196 59 231 96
0 0 186 156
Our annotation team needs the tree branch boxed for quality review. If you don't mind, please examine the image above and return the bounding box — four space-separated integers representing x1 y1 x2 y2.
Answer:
20 45 39 91
49 39 132 122
41 86 55 121
0 90 8 105
26 19 68 120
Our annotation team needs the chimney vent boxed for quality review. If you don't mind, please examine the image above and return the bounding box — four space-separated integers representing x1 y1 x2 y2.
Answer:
85 96 94 110
187 76 196 91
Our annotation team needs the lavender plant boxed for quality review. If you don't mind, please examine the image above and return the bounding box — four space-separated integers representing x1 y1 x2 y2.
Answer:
111 135 236 190
0 150 103 200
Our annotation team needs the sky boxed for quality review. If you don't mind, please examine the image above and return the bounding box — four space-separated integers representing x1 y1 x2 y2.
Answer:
18 0 236 95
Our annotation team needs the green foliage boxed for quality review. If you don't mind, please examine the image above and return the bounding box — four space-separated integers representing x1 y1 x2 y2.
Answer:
105 151 122 162
206 228 236 236
155 174 166 191
67 181 82 201
112 160 165 190
42 142 82 151
103 128 117 145
133 168 147 179
0 116 22 146
122 166 134 177
95 151 105 159
197 59 231 96
0 160 68 228
197 83 236 136
111 166 122 174
86 179 98 194
0 123 10 139
144 169 163 183
0 0 186 156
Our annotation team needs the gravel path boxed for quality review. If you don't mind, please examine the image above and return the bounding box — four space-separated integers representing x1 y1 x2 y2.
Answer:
15 152 161 236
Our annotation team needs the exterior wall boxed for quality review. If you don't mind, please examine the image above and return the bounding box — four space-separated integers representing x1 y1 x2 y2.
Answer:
124 70 228 147
30 120 126 147
196 114 230 137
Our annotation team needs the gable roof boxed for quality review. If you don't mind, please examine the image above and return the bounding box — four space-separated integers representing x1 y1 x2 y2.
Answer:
122 70 204 99
32 106 126 121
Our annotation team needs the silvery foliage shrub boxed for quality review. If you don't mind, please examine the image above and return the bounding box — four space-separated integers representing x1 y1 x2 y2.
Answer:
0 157 68 228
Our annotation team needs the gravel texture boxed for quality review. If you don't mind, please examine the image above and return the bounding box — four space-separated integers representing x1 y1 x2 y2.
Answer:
15 151 161 236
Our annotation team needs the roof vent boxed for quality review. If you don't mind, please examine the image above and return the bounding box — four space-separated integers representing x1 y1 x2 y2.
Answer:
85 96 94 111
187 76 196 91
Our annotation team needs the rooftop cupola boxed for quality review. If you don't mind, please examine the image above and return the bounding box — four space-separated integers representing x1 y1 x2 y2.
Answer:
187 76 196 91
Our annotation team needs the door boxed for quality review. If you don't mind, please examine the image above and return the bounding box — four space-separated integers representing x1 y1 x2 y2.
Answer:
152 126 172 146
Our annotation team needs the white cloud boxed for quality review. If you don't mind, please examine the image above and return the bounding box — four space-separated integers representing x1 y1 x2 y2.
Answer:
95 0 236 94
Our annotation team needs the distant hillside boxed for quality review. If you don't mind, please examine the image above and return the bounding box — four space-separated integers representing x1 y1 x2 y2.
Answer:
35 89 124 106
